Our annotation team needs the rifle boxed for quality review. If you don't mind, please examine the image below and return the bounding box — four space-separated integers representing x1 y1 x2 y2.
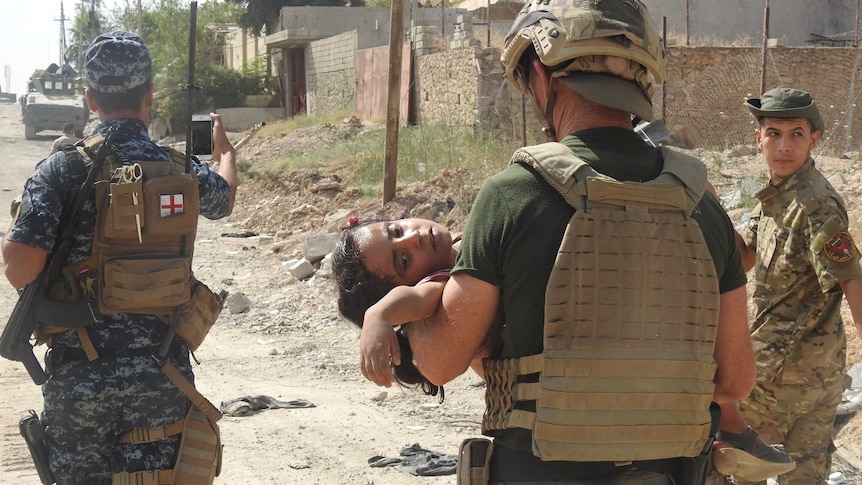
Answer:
0 129 116 385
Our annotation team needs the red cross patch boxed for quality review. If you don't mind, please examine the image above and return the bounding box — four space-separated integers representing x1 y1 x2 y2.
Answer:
159 193 185 217
824 231 857 263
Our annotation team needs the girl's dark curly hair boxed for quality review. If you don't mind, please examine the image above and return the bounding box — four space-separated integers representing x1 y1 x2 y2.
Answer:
332 220 444 401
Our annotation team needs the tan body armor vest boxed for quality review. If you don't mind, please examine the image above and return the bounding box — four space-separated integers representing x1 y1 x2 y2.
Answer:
482 142 720 462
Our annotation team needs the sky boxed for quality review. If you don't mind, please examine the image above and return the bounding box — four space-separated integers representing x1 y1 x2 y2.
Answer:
0 0 124 96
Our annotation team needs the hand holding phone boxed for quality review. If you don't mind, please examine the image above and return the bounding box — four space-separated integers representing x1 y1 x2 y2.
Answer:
191 114 213 161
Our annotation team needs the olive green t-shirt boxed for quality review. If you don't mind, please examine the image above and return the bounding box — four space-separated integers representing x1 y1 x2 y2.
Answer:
452 127 746 452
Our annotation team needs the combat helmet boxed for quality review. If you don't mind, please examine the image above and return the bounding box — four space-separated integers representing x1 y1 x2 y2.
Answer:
501 0 667 121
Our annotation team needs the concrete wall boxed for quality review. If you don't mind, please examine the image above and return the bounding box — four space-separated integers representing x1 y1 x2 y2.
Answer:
306 31 359 115
644 0 856 46
277 6 392 40
411 44 862 156
262 4 862 156
225 28 267 71
276 3 470 42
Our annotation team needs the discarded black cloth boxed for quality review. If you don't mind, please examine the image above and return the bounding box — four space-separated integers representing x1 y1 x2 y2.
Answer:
220 231 258 238
219 395 315 416
368 443 457 476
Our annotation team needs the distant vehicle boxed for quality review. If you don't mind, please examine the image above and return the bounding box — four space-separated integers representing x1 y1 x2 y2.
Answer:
0 83 15 104
21 63 88 140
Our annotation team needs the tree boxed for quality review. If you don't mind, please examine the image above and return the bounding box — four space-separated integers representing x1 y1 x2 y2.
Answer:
226 0 365 38
68 0 115 75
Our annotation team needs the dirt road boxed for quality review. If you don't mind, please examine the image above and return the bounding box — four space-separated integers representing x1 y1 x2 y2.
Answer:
0 102 485 484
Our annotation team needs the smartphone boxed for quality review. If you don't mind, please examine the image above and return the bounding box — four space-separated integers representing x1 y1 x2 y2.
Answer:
190 114 213 161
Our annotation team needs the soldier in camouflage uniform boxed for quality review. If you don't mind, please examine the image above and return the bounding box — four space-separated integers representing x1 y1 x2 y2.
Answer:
362 1 758 483
735 87 862 485
1 31 237 484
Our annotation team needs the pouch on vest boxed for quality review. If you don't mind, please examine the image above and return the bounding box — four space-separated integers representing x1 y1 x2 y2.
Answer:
101 254 191 312
105 181 144 240
171 405 222 485
456 438 493 485
174 279 225 352
482 143 720 463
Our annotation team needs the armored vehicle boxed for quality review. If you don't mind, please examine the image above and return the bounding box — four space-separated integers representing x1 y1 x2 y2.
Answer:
21 63 88 140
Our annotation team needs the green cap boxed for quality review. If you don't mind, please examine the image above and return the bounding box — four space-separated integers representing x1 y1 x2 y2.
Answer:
745 87 824 134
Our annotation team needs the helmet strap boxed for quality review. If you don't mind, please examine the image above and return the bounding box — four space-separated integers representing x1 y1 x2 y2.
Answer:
542 75 559 142
527 63 558 142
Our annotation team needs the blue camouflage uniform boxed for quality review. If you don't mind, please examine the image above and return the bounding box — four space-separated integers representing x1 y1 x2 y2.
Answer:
5 31 232 485
738 158 862 484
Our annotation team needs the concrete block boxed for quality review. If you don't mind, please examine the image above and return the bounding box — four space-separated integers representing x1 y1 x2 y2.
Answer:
303 232 341 263
282 258 315 280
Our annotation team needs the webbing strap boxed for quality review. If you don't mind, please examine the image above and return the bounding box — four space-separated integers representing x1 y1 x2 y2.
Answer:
506 409 536 430
159 361 222 423
106 280 187 302
111 267 186 286
76 327 99 361
586 177 689 211
119 418 185 444
111 469 172 485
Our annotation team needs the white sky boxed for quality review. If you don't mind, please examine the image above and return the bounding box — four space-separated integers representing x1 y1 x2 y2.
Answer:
0 0 124 96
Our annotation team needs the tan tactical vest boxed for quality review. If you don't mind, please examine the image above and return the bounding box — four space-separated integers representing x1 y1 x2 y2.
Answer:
53 137 222 351
482 142 720 462
91 151 199 315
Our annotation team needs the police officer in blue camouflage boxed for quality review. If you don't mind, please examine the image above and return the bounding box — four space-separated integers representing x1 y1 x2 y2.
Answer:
2 31 237 484
734 87 862 484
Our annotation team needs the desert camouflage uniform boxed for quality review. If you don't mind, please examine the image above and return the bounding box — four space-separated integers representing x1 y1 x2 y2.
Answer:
7 118 231 484
737 159 862 485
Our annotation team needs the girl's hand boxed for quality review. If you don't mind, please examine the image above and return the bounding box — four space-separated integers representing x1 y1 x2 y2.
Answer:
359 317 401 388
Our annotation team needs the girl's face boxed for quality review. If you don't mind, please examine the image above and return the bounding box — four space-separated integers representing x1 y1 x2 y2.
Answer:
356 218 456 286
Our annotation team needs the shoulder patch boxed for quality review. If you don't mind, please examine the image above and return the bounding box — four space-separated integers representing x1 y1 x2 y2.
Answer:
824 231 857 263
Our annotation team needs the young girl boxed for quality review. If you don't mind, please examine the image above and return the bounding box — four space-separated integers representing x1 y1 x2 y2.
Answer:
333 216 793 482
333 217 491 401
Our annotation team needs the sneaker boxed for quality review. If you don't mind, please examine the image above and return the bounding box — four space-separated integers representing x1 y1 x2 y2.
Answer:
713 427 796 482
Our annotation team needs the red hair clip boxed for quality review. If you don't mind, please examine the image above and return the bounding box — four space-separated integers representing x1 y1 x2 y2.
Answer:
343 216 360 235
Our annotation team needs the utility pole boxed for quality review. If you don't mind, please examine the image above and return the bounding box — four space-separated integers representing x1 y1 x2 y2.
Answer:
79 0 85 71
856 0 860 46
684 0 689 46
383 0 404 203
58 1 69 66
760 0 770 94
